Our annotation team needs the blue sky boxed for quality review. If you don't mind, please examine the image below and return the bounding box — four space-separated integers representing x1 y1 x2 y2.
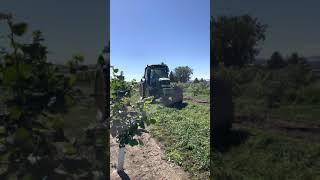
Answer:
0 0 108 64
212 0 320 59
2 0 319 69
111 0 210 81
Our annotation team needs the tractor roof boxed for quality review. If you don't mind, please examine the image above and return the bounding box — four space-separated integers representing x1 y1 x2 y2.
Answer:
146 64 168 68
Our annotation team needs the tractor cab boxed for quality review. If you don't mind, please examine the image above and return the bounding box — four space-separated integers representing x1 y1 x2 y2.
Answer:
144 65 170 88
139 64 183 105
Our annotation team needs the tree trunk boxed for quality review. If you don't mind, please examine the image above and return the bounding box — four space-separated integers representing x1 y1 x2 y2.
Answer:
117 146 126 172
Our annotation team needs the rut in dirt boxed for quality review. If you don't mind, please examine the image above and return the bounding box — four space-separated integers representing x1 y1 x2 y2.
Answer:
234 115 320 142
184 96 209 104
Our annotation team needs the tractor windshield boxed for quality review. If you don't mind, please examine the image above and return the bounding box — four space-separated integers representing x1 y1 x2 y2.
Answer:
150 67 168 79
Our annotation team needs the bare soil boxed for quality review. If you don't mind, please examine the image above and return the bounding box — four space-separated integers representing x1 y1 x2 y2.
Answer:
110 130 191 180
184 96 209 104
234 115 320 142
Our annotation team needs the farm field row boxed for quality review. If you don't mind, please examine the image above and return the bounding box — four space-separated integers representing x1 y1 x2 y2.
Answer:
146 101 210 178
212 127 320 179
132 85 211 178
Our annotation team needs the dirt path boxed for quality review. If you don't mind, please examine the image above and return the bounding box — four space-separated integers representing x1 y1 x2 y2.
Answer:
184 96 209 104
234 115 320 142
110 130 191 180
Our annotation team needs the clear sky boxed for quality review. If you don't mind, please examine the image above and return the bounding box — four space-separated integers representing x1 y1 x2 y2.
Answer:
0 0 109 64
211 0 320 59
111 0 210 81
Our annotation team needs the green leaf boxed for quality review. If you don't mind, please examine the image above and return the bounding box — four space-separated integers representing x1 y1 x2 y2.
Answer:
19 64 33 79
14 127 31 143
146 118 151 126
128 139 139 146
8 106 22 121
150 118 157 124
64 94 75 107
139 122 145 129
63 144 77 155
0 162 8 175
32 127 50 134
143 96 154 110
69 74 77 86
47 114 64 130
72 54 84 64
21 174 33 180
0 126 5 135
97 55 104 65
0 152 10 161
3 66 18 85
11 22 28 36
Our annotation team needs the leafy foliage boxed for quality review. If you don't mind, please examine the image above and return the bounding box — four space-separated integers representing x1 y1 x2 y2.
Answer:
110 66 154 147
171 66 193 83
0 13 106 179
66 54 85 74
267 51 287 69
169 71 176 82
212 14 320 180
216 58 318 108
190 82 209 96
211 15 267 67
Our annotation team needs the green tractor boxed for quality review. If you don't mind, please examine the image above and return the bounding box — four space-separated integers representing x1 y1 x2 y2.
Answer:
139 64 183 106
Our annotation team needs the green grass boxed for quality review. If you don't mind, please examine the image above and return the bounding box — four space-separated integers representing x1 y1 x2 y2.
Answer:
235 96 320 125
212 128 320 180
130 83 211 178
146 100 210 178
271 104 320 124
62 102 96 138
219 95 320 179
213 64 320 178
184 91 209 101
111 82 210 177
63 83 96 139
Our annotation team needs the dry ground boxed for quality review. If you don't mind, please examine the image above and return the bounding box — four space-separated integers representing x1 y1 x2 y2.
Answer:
110 130 191 180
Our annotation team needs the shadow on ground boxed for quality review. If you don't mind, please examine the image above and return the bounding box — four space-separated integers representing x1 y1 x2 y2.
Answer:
118 170 130 180
213 129 251 153
136 129 149 136
167 102 188 109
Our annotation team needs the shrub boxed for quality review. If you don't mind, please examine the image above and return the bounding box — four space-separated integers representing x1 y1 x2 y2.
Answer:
215 62 319 107
300 82 320 104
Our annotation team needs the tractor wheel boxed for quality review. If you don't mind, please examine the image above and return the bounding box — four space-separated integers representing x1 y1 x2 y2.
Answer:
172 100 183 107
177 100 183 105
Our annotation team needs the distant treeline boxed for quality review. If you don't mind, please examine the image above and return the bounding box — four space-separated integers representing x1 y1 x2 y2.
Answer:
211 14 318 70
211 14 320 109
